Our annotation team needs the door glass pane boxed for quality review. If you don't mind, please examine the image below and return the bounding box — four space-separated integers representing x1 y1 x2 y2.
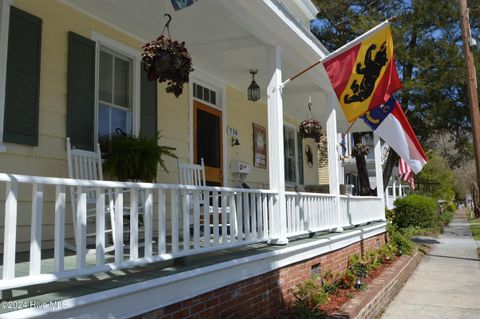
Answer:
99 51 113 102
196 109 220 168
114 57 130 107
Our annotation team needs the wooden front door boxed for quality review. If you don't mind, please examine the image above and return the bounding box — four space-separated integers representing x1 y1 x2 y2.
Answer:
194 101 223 186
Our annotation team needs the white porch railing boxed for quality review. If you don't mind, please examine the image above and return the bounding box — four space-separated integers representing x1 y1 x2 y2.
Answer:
0 173 276 290
0 173 385 291
285 192 384 236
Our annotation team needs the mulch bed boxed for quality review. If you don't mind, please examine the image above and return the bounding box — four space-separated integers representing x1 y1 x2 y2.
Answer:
318 257 399 316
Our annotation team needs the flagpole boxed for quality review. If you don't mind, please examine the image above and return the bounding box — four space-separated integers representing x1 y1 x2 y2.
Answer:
280 17 396 89
343 117 359 136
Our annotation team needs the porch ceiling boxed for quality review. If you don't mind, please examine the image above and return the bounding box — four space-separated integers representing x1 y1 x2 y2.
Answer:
64 0 370 132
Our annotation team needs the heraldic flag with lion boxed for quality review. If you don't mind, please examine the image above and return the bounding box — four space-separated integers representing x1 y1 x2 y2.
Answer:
323 26 402 122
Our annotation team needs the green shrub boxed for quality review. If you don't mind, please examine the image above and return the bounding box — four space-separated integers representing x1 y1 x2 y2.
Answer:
348 254 369 279
337 271 356 290
388 224 414 255
393 195 438 228
445 201 457 213
321 271 338 294
378 244 396 263
440 211 454 225
291 277 328 310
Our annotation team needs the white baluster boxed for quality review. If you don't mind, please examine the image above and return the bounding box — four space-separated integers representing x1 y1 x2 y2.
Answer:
54 185 65 272
171 190 179 254
29 184 43 276
158 190 166 255
3 181 18 280
114 188 124 263
129 189 138 260
213 191 219 245
144 189 153 258
96 188 105 266
203 190 210 247
193 191 200 249
76 186 87 269
182 191 190 251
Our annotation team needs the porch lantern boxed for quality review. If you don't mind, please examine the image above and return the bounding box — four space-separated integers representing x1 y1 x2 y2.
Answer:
247 70 261 102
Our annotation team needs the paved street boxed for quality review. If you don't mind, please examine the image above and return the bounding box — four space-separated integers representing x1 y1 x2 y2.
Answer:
382 209 480 319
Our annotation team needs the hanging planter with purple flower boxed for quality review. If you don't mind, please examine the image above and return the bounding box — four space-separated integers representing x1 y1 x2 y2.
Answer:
299 119 323 143
299 98 323 143
141 14 193 97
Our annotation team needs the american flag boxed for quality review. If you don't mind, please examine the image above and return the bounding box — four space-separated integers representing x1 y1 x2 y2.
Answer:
399 157 415 190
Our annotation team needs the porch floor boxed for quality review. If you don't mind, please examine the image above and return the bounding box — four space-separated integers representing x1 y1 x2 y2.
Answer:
0 222 384 314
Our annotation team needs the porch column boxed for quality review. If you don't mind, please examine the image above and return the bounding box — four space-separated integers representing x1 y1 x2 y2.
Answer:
374 134 385 218
393 180 397 198
326 101 343 232
267 46 288 245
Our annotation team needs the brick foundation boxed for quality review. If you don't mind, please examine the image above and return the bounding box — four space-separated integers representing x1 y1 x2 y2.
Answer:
134 232 387 319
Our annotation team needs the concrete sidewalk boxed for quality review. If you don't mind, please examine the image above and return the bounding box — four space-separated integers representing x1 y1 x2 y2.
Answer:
382 209 480 319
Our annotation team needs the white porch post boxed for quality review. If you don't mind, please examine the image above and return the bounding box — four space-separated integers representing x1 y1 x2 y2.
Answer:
374 134 385 218
267 46 288 245
393 180 397 198
326 102 343 232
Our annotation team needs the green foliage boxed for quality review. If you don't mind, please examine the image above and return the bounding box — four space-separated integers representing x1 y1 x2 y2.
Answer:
348 254 369 279
446 201 457 213
387 224 414 255
467 216 480 241
337 271 356 290
290 277 328 311
440 211 454 226
416 151 456 199
103 132 177 182
311 0 475 167
393 194 438 228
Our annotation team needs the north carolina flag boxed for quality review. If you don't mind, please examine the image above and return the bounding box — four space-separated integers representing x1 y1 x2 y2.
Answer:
361 97 427 174
324 26 402 122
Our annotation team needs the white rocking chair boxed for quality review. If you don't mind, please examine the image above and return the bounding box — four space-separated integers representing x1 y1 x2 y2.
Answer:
66 137 116 252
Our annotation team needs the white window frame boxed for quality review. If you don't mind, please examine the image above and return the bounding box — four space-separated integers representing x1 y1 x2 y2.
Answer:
283 123 299 185
91 31 140 143
0 0 12 152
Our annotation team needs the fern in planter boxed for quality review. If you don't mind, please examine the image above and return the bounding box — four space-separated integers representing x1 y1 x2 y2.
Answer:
102 132 177 182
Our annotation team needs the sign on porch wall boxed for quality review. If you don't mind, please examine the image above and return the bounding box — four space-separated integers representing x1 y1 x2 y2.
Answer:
171 0 198 11
253 123 267 169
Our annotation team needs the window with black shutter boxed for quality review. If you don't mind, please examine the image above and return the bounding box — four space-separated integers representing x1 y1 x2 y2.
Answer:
3 7 42 146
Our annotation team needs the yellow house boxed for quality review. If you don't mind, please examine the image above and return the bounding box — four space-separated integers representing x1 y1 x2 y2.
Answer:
0 1 387 317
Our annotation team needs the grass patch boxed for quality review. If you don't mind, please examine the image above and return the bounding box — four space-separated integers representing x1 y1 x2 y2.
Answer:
467 216 480 241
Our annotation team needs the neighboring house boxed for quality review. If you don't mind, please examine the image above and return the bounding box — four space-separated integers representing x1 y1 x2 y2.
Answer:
0 1 387 318
339 132 408 208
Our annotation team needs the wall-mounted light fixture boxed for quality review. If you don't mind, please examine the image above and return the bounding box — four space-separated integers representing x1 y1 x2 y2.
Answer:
232 136 240 146
247 70 260 102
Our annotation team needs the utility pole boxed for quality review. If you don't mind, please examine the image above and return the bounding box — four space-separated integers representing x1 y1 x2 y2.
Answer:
459 0 480 189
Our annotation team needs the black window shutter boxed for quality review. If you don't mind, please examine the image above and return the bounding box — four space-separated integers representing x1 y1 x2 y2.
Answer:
67 32 95 151
297 133 304 185
140 68 157 137
3 7 42 146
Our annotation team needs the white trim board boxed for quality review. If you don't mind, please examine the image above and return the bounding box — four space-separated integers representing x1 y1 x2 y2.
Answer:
2 223 386 319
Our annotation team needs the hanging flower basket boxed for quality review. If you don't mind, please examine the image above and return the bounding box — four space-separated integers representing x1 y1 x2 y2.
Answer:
299 119 323 143
141 35 193 97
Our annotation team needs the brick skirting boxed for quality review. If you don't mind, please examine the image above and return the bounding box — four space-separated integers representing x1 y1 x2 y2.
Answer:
134 232 387 319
